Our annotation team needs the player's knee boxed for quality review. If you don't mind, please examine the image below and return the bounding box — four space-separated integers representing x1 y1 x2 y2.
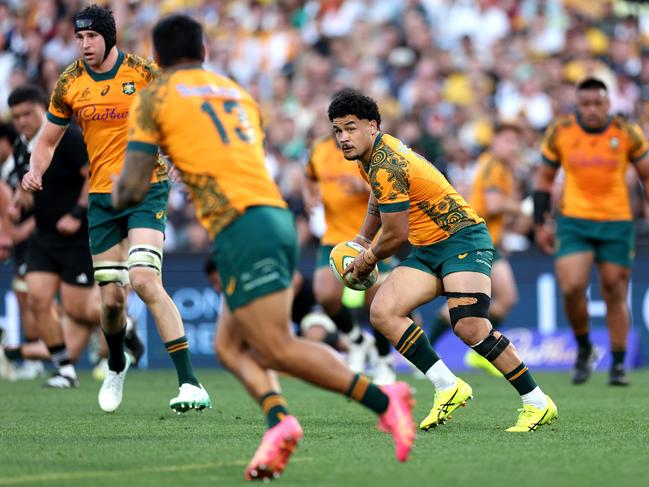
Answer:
61 301 86 323
369 298 395 329
600 279 627 303
101 299 125 324
560 281 586 302
313 284 340 311
254 337 294 372
26 291 51 313
453 317 490 344
128 268 162 301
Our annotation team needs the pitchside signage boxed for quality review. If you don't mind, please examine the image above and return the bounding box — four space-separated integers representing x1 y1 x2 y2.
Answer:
1 253 648 369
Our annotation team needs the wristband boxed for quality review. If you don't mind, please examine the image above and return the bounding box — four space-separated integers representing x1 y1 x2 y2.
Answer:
70 204 87 220
356 234 372 245
362 247 379 266
532 190 551 225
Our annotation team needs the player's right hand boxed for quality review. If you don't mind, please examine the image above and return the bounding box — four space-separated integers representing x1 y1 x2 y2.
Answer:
21 170 43 192
535 224 555 255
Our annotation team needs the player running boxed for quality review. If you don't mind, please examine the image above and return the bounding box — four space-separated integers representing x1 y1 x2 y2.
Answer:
331 88 557 432
113 14 415 480
21 5 209 411
534 77 649 386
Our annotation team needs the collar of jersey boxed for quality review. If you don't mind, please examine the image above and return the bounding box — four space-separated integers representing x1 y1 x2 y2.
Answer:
83 50 125 82
575 111 612 134
364 131 384 171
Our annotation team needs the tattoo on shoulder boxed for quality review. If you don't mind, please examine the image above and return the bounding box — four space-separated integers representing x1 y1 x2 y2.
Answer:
51 61 82 117
125 53 161 82
135 81 166 134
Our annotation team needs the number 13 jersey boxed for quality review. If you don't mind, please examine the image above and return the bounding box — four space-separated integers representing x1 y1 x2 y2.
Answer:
127 65 286 238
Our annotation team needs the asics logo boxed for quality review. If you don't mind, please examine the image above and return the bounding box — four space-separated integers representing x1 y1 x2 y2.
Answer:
437 390 458 417
528 410 548 432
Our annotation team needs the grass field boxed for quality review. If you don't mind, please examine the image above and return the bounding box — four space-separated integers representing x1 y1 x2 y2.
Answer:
1 369 648 487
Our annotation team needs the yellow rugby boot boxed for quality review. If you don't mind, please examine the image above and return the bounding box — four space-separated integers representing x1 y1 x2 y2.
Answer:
506 395 558 432
464 349 502 377
419 377 473 431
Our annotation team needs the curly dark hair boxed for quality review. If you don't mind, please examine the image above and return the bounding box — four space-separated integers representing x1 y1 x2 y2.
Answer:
577 77 607 92
327 88 381 127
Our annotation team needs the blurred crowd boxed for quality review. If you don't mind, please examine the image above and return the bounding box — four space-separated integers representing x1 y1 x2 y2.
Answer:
2 0 649 252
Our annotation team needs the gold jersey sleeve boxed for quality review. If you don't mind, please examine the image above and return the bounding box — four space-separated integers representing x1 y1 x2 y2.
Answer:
307 137 369 245
469 153 513 246
47 52 166 193
540 114 649 221
127 66 286 238
361 133 483 246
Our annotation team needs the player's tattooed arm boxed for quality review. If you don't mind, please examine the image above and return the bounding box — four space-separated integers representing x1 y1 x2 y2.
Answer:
354 193 382 248
112 151 156 210
368 200 380 217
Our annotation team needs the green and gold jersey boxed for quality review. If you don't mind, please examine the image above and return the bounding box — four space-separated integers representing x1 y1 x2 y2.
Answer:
127 66 286 239
48 51 167 193
357 132 483 246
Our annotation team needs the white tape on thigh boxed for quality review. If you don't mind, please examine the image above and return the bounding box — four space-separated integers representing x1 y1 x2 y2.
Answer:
11 277 28 293
127 245 163 274
93 261 130 286
300 312 337 334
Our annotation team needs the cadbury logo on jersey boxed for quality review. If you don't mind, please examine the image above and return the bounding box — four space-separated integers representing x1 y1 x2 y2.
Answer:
79 105 128 122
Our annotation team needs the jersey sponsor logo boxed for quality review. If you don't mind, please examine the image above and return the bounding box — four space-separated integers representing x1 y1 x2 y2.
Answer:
75 273 89 284
78 105 129 122
458 253 468 260
566 154 617 169
122 82 136 95
78 88 91 102
226 276 236 296
101 85 110 96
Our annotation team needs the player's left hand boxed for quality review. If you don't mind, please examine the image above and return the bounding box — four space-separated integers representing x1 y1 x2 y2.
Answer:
343 250 377 281
56 214 82 236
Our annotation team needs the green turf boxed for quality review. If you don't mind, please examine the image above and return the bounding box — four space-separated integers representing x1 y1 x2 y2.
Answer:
1 369 648 486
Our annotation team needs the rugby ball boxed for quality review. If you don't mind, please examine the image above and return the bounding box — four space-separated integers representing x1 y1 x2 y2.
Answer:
329 241 378 291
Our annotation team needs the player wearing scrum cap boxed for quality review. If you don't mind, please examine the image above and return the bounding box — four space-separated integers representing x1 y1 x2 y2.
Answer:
21 4 210 413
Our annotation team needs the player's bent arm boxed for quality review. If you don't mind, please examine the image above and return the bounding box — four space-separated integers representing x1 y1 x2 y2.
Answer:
354 193 382 248
113 149 157 210
23 119 67 191
633 154 649 202
368 209 408 260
